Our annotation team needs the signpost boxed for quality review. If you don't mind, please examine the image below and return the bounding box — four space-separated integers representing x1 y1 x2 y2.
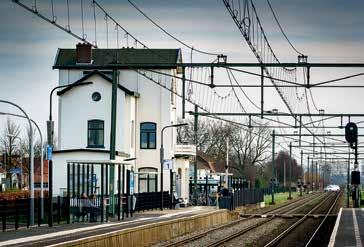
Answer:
163 159 173 170
130 171 134 195
9 167 21 174
345 122 360 207
47 145 53 161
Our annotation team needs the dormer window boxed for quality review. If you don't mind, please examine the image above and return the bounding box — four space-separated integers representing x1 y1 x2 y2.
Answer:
87 120 104 148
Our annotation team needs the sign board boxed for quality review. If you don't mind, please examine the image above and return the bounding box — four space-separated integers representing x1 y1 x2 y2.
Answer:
47 145 53 161
163 159 173 170
47 120 54 145
130 171 134 195
9 167 21 174
174 145 196 156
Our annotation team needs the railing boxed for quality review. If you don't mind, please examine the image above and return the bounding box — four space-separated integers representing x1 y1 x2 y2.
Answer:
0 196 68 232
231 179 249 190
262 186 297 195
134 192 172 211
219 189 264 210
0 192 173 231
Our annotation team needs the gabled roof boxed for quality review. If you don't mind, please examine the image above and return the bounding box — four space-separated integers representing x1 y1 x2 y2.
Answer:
53 48 181 69
57 70 138 96
196 150 227 173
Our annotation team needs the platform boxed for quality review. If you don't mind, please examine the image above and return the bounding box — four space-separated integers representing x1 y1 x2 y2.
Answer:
329 208 364 247
0 207 227 247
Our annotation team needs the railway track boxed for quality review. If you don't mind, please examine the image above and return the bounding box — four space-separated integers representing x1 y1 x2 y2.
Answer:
264 191 342 247
160 192 326 247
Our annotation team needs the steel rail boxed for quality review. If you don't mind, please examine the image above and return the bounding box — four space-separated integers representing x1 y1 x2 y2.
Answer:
163 192 323 247
206 193 330 247
264 192 340 247
304 191 342 246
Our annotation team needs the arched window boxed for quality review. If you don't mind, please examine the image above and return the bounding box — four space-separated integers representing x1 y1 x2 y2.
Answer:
87 120 104 148
138 167 158 193
140 122 156 149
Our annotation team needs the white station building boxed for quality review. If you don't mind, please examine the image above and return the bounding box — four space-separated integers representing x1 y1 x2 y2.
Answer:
52 44 193 203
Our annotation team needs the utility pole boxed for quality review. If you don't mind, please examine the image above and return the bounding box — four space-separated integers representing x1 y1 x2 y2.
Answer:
316 162 318 191
347 146 350 207
307 156 310 194
318 163 321 190
283 160 286 187
311 159 314 192
288 142 292 199
225 137 229 188
300 150 303 196
193 105 198 203
271 130 275 204
109 69 118 216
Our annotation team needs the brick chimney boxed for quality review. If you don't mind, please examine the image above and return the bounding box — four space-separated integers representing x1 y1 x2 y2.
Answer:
76 43 92 63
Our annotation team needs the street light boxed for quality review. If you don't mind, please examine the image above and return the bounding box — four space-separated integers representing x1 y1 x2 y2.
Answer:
160 123 188 210
0 100 34 225
2 112 45 219
47 81 91 226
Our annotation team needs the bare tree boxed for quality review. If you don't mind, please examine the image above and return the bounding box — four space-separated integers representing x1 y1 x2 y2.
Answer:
229 123 271 180
177 118 233 161
0 118 21 174
177 117 271 185
19 125 43 160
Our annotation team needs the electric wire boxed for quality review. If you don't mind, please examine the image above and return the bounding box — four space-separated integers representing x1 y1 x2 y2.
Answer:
266 0 303 55
127 0 223 57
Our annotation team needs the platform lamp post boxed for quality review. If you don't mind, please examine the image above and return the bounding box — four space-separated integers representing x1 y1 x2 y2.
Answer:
0 100 34 225
160 123 188 210
2 112 44 219
48 82 91 226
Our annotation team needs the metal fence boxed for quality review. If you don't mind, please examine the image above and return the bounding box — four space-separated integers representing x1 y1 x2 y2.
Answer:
261 186 297 195
134 192 172 211
231 179 249 190
0 196 68 231
219 189 264 210
0 192 172 232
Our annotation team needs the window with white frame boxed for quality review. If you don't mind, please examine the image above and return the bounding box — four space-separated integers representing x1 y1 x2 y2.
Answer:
138 167 158 193
87 120 104 148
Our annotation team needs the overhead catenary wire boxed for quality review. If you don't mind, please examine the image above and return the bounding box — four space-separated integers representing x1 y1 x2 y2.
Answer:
227 69 261 110
12 0 359 161
126 0 224 57
266 0 304 55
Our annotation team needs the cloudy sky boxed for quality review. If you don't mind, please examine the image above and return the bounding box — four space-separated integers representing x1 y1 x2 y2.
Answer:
0 0 364 159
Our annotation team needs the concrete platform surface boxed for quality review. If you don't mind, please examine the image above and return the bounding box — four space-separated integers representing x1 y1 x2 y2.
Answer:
329 208 364 247
0 206 218 247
